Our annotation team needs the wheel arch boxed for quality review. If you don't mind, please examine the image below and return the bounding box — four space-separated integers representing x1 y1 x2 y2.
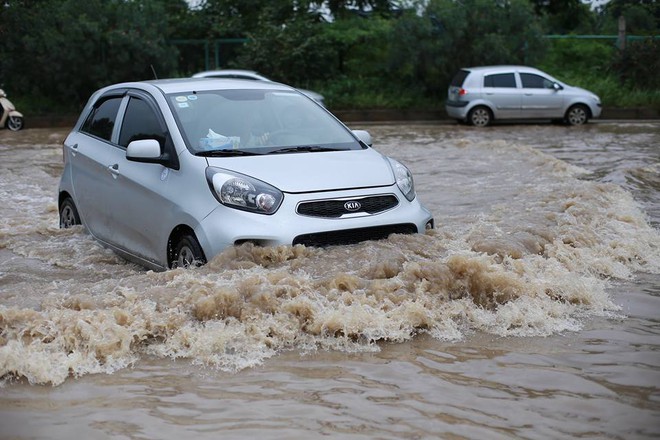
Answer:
564 102 592 126
58 191 74 209
167 224 206 267
465 100 496 119
566 101 593 118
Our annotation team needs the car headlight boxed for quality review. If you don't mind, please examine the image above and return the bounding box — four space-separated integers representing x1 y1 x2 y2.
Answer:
205 167 283 214
387 158 416 201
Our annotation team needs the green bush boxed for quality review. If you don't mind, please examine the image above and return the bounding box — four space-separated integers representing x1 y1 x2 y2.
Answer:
539 38 616 76
317 76 436 110
538 37 660 110
612 38 660 89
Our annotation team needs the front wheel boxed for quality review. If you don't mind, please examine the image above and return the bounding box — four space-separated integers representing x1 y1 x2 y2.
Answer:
170 233 206 269
59 197 81 228
7 115 23 131
565 105 589 126
468 106 492 127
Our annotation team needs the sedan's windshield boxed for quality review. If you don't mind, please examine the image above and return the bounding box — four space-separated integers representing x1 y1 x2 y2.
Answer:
167 89 361 155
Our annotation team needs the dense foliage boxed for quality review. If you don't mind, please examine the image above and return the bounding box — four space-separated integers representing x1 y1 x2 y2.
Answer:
0 0 658 113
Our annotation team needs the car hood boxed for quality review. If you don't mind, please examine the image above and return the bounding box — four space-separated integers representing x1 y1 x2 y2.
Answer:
563 84 600 101
205 148 395 193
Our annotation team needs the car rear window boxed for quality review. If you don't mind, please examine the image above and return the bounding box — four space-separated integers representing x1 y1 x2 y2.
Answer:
484 73 516 88
450 70 470 87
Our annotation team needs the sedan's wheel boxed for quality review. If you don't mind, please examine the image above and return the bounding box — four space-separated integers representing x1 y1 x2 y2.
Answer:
171 234 206 269
59 197 81 228
7 116 23 131
468 106 492 127
565 105 589 126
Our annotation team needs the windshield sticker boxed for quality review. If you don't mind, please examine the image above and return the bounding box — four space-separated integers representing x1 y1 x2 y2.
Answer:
187 95 198 101
175 96 188 102
177 102 190 108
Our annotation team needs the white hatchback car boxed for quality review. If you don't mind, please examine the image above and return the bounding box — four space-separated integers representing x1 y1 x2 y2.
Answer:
58 78 433 270
445 65 602 126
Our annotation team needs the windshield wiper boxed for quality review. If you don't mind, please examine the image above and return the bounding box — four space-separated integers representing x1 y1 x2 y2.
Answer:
270 145 342 154
196 149 263 157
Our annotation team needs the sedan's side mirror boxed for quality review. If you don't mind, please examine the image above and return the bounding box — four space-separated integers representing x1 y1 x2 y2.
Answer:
352 129 372 147
553 82 563 91
127 139 178 170
127 139 161 160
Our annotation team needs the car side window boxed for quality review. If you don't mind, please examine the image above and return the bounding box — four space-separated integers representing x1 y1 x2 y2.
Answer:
520 73 553 89
118 96 167 149
484 73 516 88
81 97 123 141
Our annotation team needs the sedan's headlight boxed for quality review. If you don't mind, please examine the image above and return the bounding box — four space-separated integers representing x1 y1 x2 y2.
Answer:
387 158 416 201
206 167 283 214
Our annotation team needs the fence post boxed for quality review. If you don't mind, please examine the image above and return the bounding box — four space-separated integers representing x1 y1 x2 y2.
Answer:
617 16 626 50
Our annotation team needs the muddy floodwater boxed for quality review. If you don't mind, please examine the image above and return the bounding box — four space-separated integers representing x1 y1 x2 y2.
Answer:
0 121 659 439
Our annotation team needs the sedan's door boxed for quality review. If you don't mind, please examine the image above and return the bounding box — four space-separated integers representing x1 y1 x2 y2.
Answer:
104 92 179 266
482 72 521 119
67 94 126 244
519 72 565 118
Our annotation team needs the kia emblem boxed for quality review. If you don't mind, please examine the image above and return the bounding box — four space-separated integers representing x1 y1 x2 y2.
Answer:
344 201 362 211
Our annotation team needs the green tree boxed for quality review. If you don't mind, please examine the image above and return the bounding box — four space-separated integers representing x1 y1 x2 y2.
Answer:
199 0 308 38
309 0 396 19
531 0 595 33
388 0 546 98
600 0 660 34
232 16 336 85
0 0 178 111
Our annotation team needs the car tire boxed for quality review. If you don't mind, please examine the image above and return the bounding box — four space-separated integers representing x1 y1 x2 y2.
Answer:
565 105 589 126
7 116 23 131
170 233 206 269
468 106 492 127
59 197 81 228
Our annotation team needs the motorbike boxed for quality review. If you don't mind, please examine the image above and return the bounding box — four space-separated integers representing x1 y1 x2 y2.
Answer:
0 89 24 131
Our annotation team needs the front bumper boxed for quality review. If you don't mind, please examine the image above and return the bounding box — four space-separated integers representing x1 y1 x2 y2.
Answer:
195 185 434 259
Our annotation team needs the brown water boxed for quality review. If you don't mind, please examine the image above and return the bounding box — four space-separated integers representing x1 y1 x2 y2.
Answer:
0 122 658 439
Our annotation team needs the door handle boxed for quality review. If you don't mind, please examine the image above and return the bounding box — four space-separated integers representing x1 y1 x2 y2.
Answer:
66 143 78 157
108 163 120 178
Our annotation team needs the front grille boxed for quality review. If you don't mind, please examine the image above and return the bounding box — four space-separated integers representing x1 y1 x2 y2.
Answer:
297 195 399 218
293 223 418 247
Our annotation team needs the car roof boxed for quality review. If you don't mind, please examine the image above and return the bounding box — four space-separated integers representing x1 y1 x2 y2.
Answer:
462 65 545 75
191 70 270 81
99 77 295 95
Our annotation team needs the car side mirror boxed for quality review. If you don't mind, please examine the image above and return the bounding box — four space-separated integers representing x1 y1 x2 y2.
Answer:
553 82 563 91
127 139 161 160
352 129 372 147
127 139 180 170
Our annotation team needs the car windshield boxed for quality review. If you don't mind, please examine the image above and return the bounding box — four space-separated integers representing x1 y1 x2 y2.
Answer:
167 89 361 155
